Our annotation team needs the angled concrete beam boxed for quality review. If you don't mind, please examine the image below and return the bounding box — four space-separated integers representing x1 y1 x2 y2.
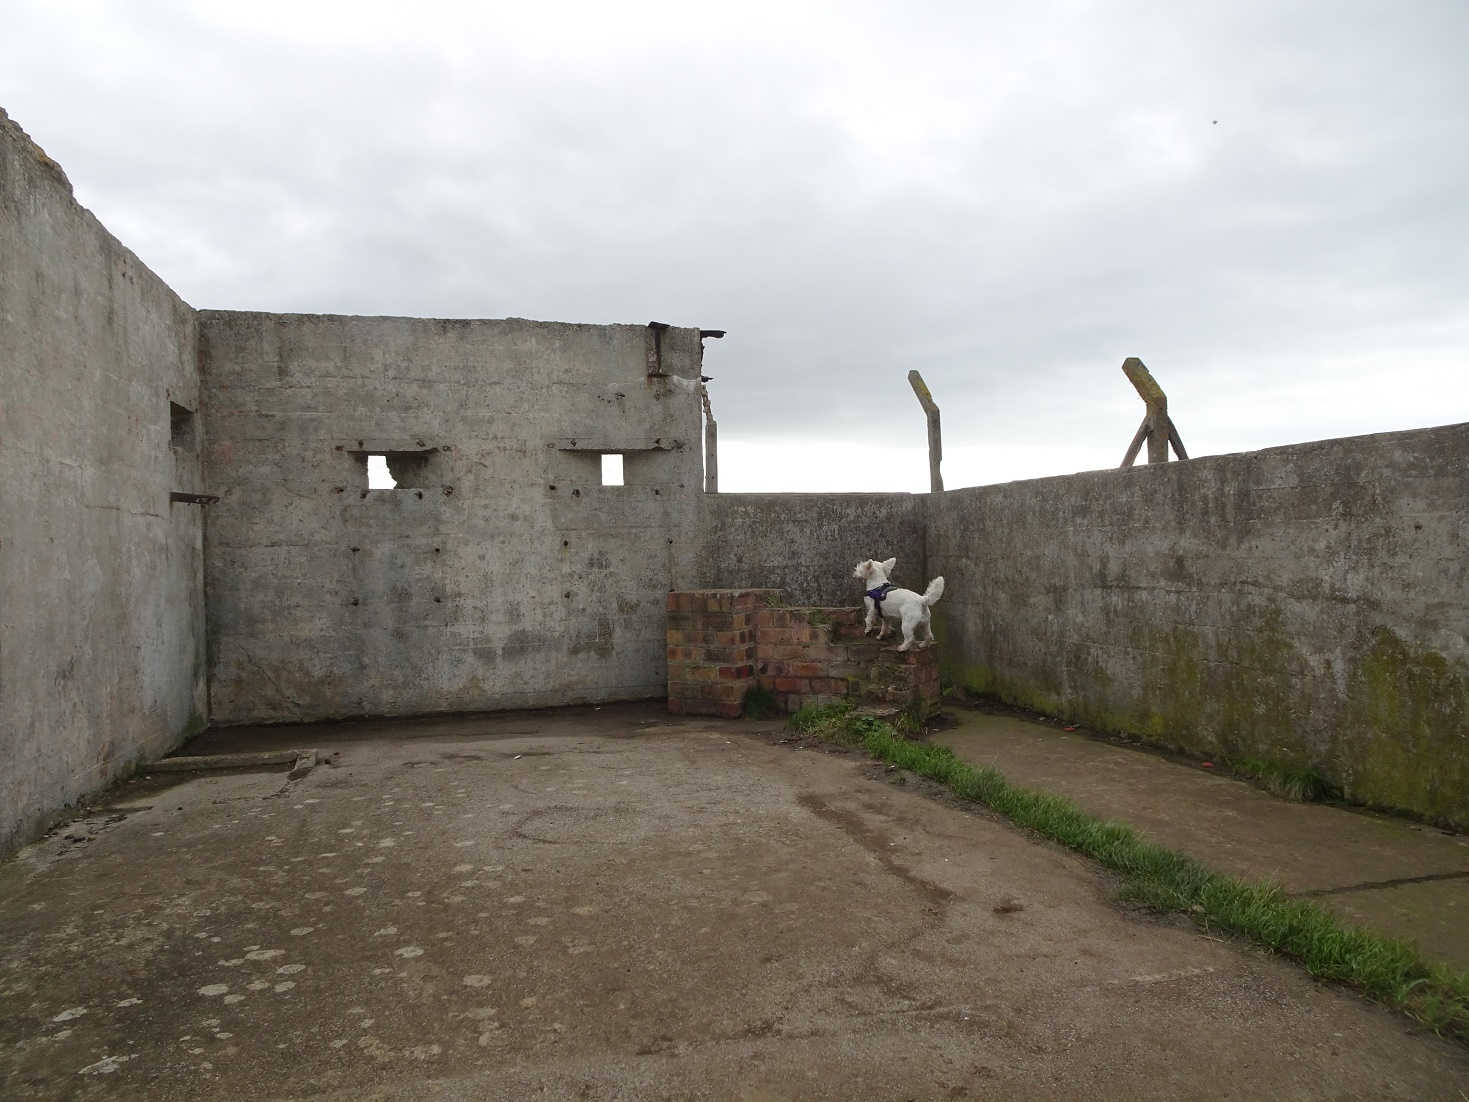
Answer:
907 370 943 493
1119 357 1187 467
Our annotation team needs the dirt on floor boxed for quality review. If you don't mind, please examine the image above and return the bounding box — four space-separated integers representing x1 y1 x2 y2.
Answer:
1 703 1466 1100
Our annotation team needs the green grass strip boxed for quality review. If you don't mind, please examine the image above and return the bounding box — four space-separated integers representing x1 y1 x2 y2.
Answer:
789 701 1469 1042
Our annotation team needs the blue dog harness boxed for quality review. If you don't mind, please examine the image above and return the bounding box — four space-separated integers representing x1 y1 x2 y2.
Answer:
865 582 895 611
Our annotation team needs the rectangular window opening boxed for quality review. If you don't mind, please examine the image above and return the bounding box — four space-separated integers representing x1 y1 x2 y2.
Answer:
170 402 196 450
358 448 439 489
601 453 624 486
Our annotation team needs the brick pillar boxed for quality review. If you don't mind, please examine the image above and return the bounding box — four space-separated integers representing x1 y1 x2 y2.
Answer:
666 589 781 718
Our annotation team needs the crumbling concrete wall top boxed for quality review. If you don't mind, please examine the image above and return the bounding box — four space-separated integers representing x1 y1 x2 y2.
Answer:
1 107 207 856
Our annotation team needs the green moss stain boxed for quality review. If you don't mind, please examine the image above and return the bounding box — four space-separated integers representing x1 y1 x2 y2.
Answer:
936 601 1465 827
1343 628 1468 828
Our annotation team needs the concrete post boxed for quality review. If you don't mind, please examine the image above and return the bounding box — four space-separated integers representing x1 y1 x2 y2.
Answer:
1120 357 1187 467
700 385 718 493
907 370 944 493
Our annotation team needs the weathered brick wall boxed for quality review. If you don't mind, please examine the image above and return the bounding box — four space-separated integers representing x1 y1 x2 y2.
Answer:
666 589 779 717
755 607 940 717
666 591 940 719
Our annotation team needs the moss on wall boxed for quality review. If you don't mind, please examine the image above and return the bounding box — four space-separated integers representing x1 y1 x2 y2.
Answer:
938 602 1466 828
1341 628 1468 827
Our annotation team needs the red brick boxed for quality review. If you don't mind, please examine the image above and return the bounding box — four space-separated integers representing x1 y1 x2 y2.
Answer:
774 677 810 693
784 661 825 679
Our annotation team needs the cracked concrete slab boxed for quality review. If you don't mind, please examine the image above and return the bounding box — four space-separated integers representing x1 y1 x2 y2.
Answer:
933 708 1469 968
2 704 1465 1100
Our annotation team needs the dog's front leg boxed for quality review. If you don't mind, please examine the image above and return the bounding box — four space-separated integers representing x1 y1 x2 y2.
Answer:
863 598 878 636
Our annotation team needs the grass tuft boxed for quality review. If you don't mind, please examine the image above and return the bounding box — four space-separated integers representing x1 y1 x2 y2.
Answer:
1230 756 1334 802
787 702 1469 1043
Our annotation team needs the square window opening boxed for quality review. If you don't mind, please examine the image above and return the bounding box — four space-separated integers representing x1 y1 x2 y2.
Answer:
601 453 624 486
170 402 196 450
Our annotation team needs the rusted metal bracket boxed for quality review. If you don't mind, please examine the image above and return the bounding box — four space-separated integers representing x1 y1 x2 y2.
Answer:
1119 358 1188 468
169 491 219 505
907 370 944 493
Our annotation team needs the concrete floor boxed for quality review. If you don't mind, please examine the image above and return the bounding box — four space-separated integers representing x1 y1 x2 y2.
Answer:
933 708 1469 970
2 704 1466 1100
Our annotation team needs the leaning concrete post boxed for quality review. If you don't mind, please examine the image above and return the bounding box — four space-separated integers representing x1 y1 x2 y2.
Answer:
700 385 718 493
1120 357 1188 467
907 370 944 492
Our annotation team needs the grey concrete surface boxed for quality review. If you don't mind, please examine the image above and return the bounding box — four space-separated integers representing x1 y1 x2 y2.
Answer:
933 707 1469 969
927 424 1469 827
198 312 708 725
697 492 928 606
2 705 1466 1100
0 107 207 858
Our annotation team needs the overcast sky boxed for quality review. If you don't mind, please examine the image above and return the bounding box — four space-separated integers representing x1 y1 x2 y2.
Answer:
7 0 1467 491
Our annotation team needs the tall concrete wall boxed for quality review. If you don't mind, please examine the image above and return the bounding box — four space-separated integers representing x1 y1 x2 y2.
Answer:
928 424 1469 826
1 109 207 856
696 493 928 607
199 312 706 723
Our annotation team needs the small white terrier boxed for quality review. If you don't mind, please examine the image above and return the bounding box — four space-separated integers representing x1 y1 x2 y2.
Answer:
851 557 945 651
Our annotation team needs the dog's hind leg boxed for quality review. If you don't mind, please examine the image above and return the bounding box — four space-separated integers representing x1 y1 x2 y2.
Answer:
896 608 920 651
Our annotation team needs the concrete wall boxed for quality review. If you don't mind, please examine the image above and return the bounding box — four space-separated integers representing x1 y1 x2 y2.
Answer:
928 424 1469 826
1 109 207 856
696 493 928 607
199 312 706 723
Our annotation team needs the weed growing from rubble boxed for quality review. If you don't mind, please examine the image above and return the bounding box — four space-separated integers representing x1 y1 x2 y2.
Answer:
788 701 1469 1044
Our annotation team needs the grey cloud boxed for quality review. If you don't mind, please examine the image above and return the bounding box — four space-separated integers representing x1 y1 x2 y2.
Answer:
4 0 1466 486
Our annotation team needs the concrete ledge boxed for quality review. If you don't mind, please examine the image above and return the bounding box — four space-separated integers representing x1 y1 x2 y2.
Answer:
151 749 317 779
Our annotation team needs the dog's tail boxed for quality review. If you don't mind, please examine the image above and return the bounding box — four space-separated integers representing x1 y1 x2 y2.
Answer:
922 576 945 606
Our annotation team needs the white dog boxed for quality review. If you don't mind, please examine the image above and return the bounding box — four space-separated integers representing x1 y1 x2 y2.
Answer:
852 557 945 651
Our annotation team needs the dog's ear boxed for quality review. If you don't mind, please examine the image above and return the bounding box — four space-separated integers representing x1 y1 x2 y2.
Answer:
881 557 897 575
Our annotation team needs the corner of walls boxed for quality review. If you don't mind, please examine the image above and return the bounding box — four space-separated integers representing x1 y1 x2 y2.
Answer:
1 108 207 856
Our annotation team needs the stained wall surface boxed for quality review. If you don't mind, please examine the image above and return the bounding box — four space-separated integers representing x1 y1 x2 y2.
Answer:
696 493 929 607
198 312 706 723
927 424 1469 826
1 109 206 855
